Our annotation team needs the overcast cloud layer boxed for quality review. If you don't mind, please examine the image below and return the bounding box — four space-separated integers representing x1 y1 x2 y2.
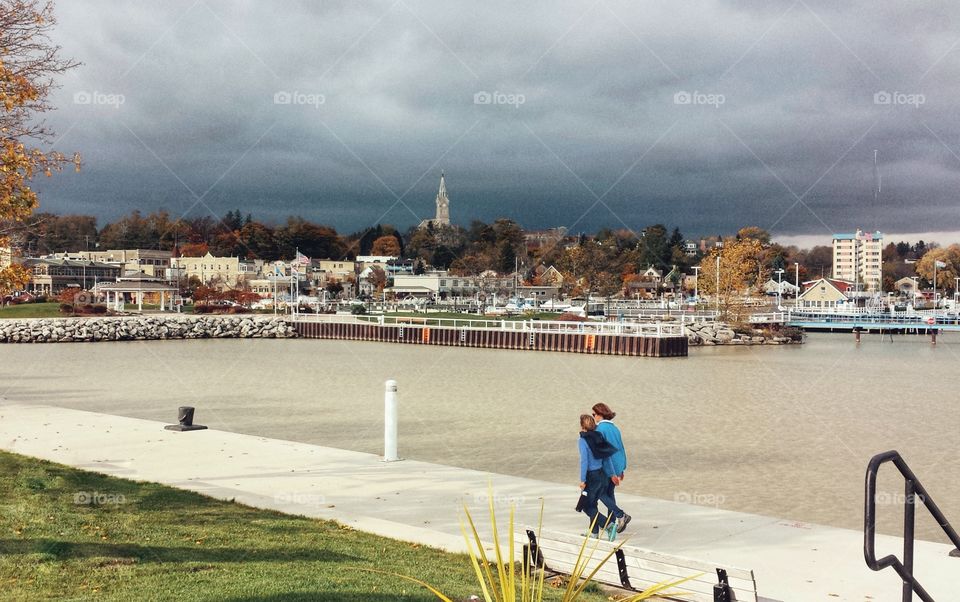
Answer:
30 0 960 241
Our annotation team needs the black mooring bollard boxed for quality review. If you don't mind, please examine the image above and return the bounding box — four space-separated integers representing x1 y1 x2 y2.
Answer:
164 406 208 432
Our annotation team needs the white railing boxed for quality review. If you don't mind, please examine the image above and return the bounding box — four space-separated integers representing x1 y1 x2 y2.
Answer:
293 313 687 338
748 309 960 326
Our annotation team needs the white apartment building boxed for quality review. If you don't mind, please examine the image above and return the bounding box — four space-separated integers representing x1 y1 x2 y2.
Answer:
832 230 883 292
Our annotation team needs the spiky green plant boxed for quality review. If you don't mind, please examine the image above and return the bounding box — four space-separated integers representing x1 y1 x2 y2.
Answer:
369 485 701 601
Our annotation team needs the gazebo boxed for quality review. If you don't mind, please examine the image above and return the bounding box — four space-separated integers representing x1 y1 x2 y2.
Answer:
94 271 179 312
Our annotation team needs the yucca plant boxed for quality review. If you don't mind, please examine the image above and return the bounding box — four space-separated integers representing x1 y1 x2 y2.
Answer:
368 486 701 601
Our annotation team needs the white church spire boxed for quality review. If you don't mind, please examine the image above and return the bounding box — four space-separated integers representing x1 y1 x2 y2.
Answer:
433 171 450 226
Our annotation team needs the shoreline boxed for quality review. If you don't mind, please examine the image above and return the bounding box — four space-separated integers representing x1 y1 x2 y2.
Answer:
2 402 955 601
0 313 803 349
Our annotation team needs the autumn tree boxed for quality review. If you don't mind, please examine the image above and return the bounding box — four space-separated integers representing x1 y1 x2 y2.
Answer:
916 245 960 294
370 235 401 257
0 0 79 293
365 265 387 293
698 238 769 321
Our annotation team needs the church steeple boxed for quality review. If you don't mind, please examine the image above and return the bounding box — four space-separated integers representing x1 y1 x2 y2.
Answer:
434 171 450 226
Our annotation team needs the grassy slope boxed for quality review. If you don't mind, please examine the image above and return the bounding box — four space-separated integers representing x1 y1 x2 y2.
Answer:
0 303 64 319
0 451 607 602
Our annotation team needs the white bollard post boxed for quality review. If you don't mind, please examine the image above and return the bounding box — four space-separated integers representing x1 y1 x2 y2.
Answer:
384 380 399 462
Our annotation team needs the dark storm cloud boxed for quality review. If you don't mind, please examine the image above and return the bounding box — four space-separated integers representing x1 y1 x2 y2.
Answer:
30 0 960 239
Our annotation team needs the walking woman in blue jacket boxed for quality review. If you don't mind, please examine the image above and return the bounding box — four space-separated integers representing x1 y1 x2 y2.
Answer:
592 402 632 533
578 414 618 541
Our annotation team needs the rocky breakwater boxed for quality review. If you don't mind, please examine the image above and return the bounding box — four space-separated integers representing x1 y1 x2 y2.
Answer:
684 322 800 346
0 315 296 344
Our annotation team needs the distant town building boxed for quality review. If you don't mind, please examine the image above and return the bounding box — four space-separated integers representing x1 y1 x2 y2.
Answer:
418 172 451 229
389 270 513 299
894 276 919 297
51 249 172 278
0 245 10 269
798 278 853 309
523 227 569 250
832 230 883 292
641 266 663 283
763 279 800 296
20 258 121 295
172 253 246 288
355 255 397 265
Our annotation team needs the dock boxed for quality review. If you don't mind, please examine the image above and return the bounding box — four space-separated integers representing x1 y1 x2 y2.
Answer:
292 315 689 357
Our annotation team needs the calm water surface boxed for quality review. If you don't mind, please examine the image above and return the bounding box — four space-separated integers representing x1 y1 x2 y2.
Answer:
1 332 957 541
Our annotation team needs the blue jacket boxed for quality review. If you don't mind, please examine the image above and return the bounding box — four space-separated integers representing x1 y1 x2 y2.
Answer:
596 420 627 477
578 437 603 482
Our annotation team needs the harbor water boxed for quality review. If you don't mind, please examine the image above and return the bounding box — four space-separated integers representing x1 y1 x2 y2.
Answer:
1 331 957 542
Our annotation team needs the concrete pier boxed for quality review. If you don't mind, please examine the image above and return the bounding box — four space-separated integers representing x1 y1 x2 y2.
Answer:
293 319 688 357
1 402 956 601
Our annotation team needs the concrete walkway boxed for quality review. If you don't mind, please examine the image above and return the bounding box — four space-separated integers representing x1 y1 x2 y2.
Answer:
1 402 956 601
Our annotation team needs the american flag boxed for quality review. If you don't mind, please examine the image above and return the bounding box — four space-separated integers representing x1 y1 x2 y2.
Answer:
295 251 310 265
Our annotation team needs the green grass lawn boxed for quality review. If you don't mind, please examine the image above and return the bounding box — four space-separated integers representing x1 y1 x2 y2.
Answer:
0 302 64 319
0 451 608 602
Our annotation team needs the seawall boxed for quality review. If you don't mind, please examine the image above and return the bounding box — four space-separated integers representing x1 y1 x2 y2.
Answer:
0 315 296 343
293 319 688 357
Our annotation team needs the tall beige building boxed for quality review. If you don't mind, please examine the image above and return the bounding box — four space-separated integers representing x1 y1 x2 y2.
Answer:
832 230 883 292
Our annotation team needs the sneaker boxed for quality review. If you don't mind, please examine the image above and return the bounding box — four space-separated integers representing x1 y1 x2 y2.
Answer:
616 513 632 534
604 522 617 542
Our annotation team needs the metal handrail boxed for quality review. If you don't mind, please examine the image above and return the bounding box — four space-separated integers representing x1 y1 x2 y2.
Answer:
864 450 960 601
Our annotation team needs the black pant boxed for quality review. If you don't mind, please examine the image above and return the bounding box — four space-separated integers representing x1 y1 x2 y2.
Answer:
583 469 609 534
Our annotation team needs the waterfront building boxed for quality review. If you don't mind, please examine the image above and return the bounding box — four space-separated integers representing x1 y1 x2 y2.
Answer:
417 172 451 229
389 270 513 299
20 258 121 295
832 230 883 292
763 279 800 296
172 253 247 288
52 249 172 279
894 276 920 297
797 278 852 309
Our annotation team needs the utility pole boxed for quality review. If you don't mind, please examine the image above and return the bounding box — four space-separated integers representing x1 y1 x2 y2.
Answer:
715 254 720 313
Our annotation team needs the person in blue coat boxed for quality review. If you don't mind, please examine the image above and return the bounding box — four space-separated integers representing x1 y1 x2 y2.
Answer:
592 402 632 533
578 414 617 541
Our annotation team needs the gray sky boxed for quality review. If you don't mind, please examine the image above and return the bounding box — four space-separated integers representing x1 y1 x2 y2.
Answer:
31 0 960 242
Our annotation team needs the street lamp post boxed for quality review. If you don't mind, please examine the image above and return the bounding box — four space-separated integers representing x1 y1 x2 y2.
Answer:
933 260 940 318
775 268 785 310
715 254 720 312
692 266 701 305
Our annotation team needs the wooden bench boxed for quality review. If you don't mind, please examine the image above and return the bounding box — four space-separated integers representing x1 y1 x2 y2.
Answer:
519 529 759 602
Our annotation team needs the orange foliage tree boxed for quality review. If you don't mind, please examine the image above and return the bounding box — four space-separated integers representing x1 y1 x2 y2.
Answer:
0 1 79 294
